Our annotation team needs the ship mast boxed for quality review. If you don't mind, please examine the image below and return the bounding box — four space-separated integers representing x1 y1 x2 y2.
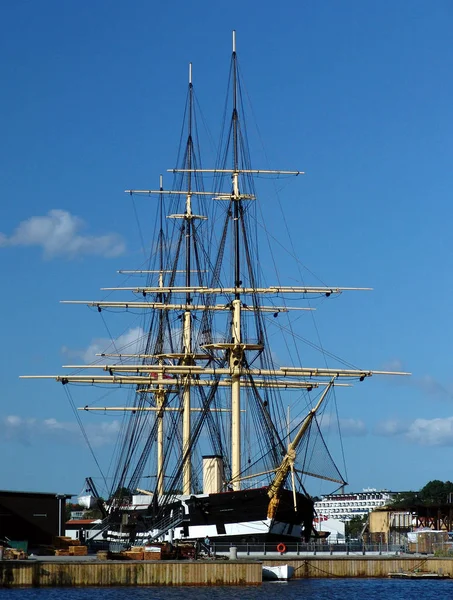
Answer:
151 63 207 495
109 64 210 499
182 62 194 495
230 29 242 490
156 174 165 497
165 62 209 495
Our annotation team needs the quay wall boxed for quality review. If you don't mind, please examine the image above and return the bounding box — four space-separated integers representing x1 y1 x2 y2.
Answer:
0 559 262 587
262 556 453 579
2 556 453 586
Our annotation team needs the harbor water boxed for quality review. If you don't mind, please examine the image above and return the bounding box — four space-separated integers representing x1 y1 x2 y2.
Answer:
1 580 452 599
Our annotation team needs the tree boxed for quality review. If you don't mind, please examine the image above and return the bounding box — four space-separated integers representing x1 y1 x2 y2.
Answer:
345 515 367 540
65 503 84 521
419 480 453 504
84 498 105 520
391 491 420 507
390 480 453 508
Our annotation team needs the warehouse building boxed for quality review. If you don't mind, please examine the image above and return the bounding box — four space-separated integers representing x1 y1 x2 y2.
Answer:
0 489 72 550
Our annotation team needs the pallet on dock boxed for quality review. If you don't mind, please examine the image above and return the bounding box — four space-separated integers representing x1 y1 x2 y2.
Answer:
69 545 88 556
121 550 144 560
144 551 162 560
2 547 28 560
54 536 81 549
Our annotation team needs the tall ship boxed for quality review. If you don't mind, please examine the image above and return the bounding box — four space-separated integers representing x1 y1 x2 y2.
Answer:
24 32 407 546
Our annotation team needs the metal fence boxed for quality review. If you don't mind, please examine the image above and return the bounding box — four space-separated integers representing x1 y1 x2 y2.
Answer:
88 539 421 557
210 541 406 556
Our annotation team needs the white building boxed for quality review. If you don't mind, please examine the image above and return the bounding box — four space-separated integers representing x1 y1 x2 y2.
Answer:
65 518 103 541
313 516 345 542
314 488 396 522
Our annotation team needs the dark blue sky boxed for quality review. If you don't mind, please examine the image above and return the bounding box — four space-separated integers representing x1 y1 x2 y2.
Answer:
0 0 452 497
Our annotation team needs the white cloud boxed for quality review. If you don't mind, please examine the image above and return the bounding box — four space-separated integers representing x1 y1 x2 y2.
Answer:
0 415 120 447
374 419 408 436
381 359 453 401
318 413 367 436
338 417 367 436
406 417 453 447
376 416 453 447
381 359 405 372
62 326 147 364
0 209 125 259
416 375 453 399
82 327 147 363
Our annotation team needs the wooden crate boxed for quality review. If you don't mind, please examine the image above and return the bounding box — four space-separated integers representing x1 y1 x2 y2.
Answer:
144 551 161 560
3 548 27 560
177 545 196 559
55 549 70 556
53 536 74 549
121 551 144 560
69 546 88 556
69 539 81 546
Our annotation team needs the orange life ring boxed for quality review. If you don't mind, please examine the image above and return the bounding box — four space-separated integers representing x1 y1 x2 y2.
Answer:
276 542 286 554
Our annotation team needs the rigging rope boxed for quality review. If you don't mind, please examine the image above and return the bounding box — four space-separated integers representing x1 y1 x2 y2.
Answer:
63 385 108 491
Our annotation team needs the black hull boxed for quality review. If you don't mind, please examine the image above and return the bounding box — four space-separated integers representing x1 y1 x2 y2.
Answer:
189 487 311 528
128 486 314 543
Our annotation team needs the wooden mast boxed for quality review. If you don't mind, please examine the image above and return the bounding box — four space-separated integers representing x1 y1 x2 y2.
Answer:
230 29 242 490
156 175 165 496
182 62 194 495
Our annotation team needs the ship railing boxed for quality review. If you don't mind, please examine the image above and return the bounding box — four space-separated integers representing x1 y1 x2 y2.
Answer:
135 507 187 544
84 509 187 552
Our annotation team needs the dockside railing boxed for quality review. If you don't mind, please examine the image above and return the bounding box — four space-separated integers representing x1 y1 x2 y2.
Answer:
209 541 407 557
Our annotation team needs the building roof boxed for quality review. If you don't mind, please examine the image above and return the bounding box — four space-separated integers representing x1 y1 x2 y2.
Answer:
66 519 100 525
321 490 397 497
0 490 73 498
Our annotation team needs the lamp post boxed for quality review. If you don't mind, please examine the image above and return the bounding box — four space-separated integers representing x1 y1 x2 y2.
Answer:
56 495 66 536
